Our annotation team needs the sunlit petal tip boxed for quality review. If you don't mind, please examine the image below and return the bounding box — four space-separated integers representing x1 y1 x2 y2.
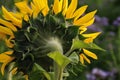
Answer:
11 67 18 75
2 6 22 28
65 0 78 19
82 54 91 64
79 54 84 64
4 51 14 55
83 49 98 60
24 75 29 80
83 5 88 8
1 57 14 75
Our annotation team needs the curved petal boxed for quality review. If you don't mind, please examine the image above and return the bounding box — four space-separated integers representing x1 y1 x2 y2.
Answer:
2 6 22 28
79 54 84 64
62 0 68 16
11 67 17 75
0 32 6 40
5 36 14 48
73 5 88 21
83 49 98 59
0 54 11 62
0 26 14 36
74 10 97 25
53 0 61 14
65 0 78 19
41 0 49 16
0 19 17 32
10 12 23 20
79 27 87 34
82 32 101 43
1 57 14 75
83 38 93 43
0 51 14 75
15 1 33 15
81 54 91 64
32 0 48 18
31 2 39 18
82 32 101 39
24 75 29 80
78 18 95 27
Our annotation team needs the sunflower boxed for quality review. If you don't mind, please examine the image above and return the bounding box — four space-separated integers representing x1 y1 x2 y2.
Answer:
0 0 100 78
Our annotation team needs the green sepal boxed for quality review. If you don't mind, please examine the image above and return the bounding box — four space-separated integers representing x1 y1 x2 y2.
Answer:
29 63 52 80
28 62 54 80
71 39 105 51
47 51 71 68
68 52 79 64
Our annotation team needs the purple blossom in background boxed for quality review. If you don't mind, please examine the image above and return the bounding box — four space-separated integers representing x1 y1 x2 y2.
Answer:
86 73 96 80
113 16 120 26
95 15 109 26
109 32 115 36
86 68 118 80
88 25 102 32
92 68 110 79
88 15 109 32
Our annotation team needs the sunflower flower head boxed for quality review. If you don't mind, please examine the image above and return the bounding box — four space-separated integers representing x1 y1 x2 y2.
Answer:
0 0 103 79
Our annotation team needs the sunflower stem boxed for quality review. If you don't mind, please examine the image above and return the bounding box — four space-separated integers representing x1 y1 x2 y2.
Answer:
65 49 74 56
54 62 63 80
7 63 14 80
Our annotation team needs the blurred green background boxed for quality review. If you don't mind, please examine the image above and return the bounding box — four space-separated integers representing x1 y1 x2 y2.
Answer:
0 0 120 80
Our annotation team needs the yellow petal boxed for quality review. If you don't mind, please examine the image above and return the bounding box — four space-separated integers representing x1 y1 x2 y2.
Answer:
53 0 61 14
78 18 95 27
2 6 22 28
81 54 91 64
79 54 84 64
10 12 23 20
31 2 39 18
62 0 68 16
0 51 14 75
15 1 32 15
32 0 45 18
31 2 36 12
83 49 98 59
0 32 6 40
0 19 17 32
1 57 14 75
0 54 10 62
4 51 13 55
32 0 41 9
65 0 78 19
82 32 101 39
79 27 87 34
24 14 29 21
5 36 14 48
82 32 101 43
83 38 93 43
11 67 17 75
73 5 88 21
42 0 49 16
24 75 29 80
74 10 97 25
0 26 14 36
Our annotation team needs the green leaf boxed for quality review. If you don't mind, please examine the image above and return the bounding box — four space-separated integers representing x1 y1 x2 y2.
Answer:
47 51 71 68
89 43 105 51
69 52 79 64
71 39 105 51
33 63 51 80
71 39 90 50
